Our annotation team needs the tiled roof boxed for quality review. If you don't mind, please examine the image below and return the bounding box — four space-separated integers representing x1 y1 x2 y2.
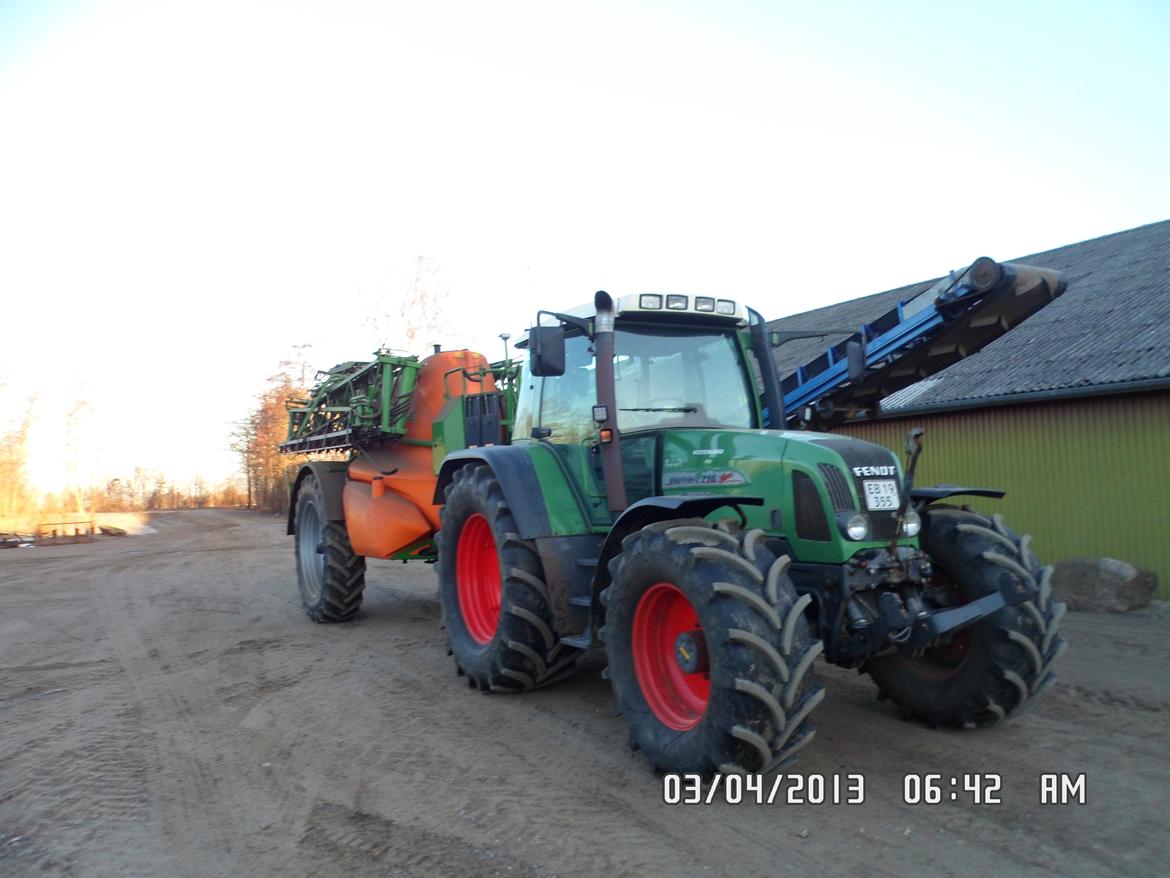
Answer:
766 219 1170 412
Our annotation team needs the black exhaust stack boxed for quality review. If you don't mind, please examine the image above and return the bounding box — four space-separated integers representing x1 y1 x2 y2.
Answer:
593 291 627 514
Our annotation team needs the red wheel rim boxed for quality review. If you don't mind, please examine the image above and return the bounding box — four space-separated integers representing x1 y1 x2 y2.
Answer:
456 514 501 645
632 582 710 731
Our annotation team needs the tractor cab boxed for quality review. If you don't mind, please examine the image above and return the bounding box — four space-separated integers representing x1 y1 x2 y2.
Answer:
514 295 762 514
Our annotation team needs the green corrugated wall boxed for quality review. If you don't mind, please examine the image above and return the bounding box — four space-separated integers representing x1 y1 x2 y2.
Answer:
838 391 1170 598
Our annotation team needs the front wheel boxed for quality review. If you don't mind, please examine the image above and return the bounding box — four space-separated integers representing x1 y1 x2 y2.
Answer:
865 507 1067 727
603 520 825 775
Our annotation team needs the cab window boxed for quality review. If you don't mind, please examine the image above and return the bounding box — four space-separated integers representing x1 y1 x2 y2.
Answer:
613 326 756 432
536 333 596 443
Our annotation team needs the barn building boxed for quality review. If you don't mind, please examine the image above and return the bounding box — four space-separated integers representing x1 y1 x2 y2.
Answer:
768 220 1170 597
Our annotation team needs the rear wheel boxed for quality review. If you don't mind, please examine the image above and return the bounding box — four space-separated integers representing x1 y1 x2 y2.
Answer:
603 520 825 775
865 507 1067 726
294 474 366 622
437 465 579 691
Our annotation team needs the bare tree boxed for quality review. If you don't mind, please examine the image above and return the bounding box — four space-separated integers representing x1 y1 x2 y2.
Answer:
280 343 315 388
148 474 167 510
402 255 450 353
358 256 450 355
229 418 255 509
0 397 36 526
63 395 92 514
191 476 209 508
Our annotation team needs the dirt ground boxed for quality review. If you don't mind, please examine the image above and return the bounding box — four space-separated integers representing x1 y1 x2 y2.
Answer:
2 509 1168 878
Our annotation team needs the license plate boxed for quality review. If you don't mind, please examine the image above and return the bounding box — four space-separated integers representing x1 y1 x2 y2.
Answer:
863 479 899 511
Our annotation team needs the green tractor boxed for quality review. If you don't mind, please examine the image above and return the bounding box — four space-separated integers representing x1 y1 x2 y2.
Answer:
285 259 1069 776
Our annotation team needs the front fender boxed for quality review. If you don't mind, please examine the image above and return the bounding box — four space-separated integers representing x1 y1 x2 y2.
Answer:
589 495 765 632
286 461 349 535
911 484 1006 507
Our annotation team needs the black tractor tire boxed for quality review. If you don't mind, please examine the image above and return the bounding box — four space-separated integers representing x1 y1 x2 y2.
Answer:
865 506 1067 727
294 473 366 622
436 464 579 692
602 519 825 775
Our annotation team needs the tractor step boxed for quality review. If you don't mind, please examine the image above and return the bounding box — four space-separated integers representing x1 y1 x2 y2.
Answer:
559 628 594 650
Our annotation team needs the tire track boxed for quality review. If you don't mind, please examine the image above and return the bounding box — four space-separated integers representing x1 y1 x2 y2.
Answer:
0 622 156 876
300 801 543 877
89 545 259 875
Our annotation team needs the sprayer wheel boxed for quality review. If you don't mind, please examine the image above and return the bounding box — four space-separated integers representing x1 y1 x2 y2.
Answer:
294 473 366 622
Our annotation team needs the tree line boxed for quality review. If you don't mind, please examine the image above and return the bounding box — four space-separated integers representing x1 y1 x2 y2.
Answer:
0 367 310 529
2 261 450 528
91 470 245 512
1 398 243 532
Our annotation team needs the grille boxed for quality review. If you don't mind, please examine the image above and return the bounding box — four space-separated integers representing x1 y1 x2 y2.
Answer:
793 470 830 542
818 463 855 512
812 436 902 539
867 511 900 541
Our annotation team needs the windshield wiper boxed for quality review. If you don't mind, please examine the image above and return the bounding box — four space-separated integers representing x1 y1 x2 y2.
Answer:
619 406 697 413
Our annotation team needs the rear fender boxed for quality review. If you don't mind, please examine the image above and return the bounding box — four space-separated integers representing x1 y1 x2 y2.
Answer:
433 447 555 539
287 461 348 535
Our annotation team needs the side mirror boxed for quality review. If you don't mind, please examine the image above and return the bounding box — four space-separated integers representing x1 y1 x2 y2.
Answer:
528 325 566 377
846 339 866 381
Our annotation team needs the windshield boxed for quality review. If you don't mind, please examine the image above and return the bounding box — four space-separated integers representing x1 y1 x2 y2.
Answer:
613 325 756 431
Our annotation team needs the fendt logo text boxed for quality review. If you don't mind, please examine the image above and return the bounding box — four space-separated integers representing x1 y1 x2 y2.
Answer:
852 465 897 477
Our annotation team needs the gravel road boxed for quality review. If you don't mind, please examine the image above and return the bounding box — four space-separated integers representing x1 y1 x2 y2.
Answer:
2 509 1167 877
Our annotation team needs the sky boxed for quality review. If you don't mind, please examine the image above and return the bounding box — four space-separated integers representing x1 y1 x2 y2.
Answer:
2 0 1168 492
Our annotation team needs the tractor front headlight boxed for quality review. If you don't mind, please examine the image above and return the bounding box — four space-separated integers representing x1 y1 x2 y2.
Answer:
902 509 921 537
845 514 869 541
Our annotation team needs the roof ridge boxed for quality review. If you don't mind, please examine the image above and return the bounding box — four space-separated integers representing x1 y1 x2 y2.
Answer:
1003 217 1170 266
